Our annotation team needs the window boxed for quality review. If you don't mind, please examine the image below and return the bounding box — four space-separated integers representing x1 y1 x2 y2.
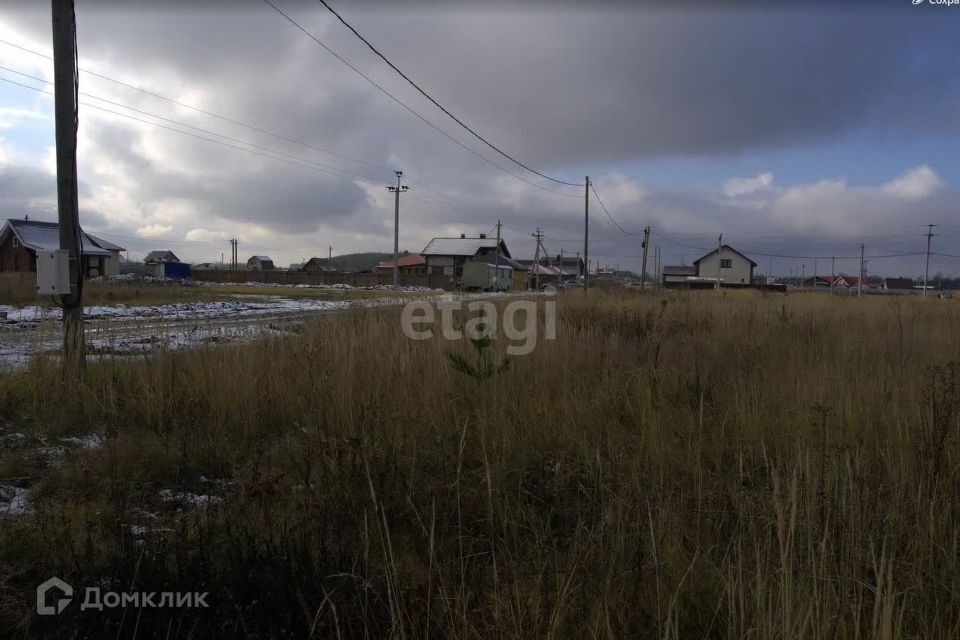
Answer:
12 237 19 248
720 258 732 269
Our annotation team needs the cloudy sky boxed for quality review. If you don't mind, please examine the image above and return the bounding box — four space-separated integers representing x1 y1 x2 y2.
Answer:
1 0 959 276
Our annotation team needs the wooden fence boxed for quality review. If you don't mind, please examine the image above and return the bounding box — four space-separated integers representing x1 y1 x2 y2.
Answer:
192 269 459 290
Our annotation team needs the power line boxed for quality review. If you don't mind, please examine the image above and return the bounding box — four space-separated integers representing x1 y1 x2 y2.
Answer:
315 0 582 188
2 75 408 188
589 182 643 236
0 37 393 175
0 66 388 185
260 0 579 198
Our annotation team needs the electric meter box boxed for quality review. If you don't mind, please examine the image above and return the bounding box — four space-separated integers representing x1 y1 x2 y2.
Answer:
36 250 71 295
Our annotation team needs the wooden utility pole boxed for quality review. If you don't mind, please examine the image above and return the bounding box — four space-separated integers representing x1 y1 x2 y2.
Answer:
494 219 502 291
923 224 936 298
583 177 589 290
640 225 650 291
52 0 84 371
715 234 723 290
387 171 408 289
858 243 865 297
532 227 543 291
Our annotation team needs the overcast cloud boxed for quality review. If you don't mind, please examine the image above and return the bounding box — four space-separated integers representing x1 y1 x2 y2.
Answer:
0 1 958 276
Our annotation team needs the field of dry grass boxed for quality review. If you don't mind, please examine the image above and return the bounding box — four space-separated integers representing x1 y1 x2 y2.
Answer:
1 289 959 638
0 274 440 307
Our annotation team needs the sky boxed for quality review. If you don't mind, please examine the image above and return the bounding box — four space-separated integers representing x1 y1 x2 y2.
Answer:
1 0 959 277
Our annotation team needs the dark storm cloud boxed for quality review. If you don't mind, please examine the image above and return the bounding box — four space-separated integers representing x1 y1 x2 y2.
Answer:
1 1 958 271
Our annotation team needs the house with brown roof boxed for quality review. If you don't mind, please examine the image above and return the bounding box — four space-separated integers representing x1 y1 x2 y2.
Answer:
373 254 426 275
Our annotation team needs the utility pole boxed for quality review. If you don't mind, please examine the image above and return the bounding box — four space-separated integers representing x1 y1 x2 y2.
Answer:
858 243 865 297
559 248 564 284
640 225 650 291
813 260 818 290
923 224 937 298
53 0 84 371
715 233 723 290
495 219 502 291
387 170 408 289
831 256 835 281
801 264 805 289
583 176 589 290
532 227 543 291
328 246 332 261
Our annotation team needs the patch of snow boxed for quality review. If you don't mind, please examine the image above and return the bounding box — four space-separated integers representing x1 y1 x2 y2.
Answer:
60 434 105 449
0 485 30 516
159 489 223 507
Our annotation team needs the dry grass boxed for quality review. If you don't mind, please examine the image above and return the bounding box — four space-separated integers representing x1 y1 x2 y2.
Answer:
0 275 441 307
1 289 959 638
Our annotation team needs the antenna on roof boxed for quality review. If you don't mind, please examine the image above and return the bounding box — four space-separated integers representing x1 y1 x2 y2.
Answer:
24 215 28 221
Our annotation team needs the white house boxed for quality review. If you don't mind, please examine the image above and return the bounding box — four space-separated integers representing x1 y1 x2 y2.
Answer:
693 245 756 286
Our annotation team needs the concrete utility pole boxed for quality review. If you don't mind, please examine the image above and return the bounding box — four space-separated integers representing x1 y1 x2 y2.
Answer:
583 176 589 290
801 264 805 289
813 260 818 290
52 0 84 371
640 225 650 291
715 234 723 290
559 248 564 284
858 243 865 297
923 224 937 298
494 219 502 291
387 170 408 289
328 246 332 261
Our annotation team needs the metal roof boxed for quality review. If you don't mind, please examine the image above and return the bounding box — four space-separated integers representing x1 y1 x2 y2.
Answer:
662 265 697 276
421 237 509 258
3 218 125 256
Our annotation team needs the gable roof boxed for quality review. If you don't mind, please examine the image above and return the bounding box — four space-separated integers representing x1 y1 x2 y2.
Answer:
662 265 697 276
144 250 180 263
421 237 511 259
469 254 526 271
1 218 125 256
693 244 758 268
249 255 272 262
302 256 339 271
375 254 426 269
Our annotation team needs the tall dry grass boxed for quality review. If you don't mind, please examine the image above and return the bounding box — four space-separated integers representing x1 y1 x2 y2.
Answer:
1 289 959 638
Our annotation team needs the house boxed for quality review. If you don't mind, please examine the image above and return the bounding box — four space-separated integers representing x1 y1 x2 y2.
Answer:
885 277 915 290
662 265 697 285
302 257 340 272
661 244 756 288
373 254 426 275
421 234 511 277
144 250 180 265
801 275 837 288
0 218 124 277
693 245 756 286
247 255 275 270
143 250 181 277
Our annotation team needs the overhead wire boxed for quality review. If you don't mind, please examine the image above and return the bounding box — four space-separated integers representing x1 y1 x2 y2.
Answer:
260 0 580 198
315 0 582 187
0 37 393 174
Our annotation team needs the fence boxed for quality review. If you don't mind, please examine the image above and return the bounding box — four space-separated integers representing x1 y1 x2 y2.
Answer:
192 269 459 290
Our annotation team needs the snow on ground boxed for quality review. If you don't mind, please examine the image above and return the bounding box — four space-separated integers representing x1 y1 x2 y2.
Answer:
0 485 30 516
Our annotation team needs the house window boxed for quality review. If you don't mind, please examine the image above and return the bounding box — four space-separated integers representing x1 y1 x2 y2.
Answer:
720 258 732 269
12 237 19 248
